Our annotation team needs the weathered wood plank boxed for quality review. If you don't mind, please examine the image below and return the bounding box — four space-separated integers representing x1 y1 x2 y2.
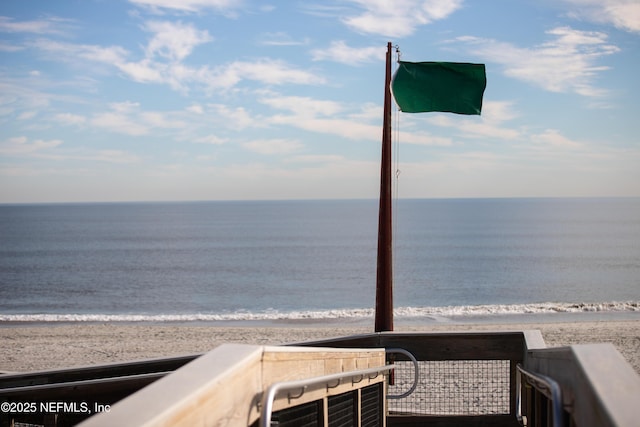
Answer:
261 347 385 383
79 344 264 427
0 371 164 401
0 353 197 389
571 344 640 427
522 330 546 351
526 343 640 427
387 414 519 427
296 332 527 361
379 333 525 361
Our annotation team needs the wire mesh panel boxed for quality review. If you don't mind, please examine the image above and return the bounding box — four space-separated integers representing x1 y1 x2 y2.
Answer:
388 360 511 415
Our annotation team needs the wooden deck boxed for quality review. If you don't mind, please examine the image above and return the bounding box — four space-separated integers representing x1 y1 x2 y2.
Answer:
2 330 639 427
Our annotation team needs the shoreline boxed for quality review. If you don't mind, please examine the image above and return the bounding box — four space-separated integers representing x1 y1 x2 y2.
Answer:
1 319 639 374
2 308 639 327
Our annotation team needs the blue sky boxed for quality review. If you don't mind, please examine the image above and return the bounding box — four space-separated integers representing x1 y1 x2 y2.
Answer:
1 0 639 203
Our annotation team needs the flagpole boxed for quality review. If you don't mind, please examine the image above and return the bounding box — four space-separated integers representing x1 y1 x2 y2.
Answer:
374 41 394 332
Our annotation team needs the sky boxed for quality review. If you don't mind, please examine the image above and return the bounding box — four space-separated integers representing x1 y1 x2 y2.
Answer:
0 0 639 203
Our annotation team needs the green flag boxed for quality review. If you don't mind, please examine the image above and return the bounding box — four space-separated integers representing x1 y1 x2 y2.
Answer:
391 61 486 115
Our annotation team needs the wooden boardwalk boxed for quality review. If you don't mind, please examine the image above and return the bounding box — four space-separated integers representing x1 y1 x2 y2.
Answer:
2 331 639 427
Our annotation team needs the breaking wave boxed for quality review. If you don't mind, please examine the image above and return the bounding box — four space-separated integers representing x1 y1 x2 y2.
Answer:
1 301 638 323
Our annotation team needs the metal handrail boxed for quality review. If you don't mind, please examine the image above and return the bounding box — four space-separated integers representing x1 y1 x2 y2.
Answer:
260 364 395 427
385 348 419 399
516 364 565 427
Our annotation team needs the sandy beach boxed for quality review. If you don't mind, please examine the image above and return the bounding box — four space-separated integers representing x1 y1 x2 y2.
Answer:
1 319 639 374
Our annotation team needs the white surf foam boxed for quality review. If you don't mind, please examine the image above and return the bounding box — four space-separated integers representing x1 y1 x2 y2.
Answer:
1 301 638 323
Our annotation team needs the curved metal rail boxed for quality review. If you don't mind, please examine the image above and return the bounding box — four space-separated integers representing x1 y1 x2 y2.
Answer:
516 364 565 427
260 364 395 427
385 348 419 399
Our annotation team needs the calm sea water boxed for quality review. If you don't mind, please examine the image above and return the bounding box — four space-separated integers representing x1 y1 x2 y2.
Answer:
1 198 639 323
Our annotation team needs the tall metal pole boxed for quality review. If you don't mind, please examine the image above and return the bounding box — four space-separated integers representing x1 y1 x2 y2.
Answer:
375 42 394 332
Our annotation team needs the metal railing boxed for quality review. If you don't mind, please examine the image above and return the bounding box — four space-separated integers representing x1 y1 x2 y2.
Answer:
516 364 564 427
260 364 395 427
295 331 532 421
385 348 419 400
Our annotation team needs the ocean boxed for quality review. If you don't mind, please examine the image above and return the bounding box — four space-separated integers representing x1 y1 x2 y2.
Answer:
1 198 639 324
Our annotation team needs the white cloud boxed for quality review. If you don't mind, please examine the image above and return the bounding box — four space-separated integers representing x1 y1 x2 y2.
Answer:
115 59 163 84
455 26 619 97
347 102 379 120
91 111 149 136
140 111 187 129
479 101 520 124
207 104 256 129
260 96 343 117
258 32 310 46
260 94 455 145
223 59 326 86
186 104 204 114
342 0 463 37
563 0 640 33
426 114 520 141
110 101 140 113
0 136 63 156
55 113 86 125
27 21 324 95
17 111 37 120
91 150 139 163
76 100 258 144
30 38 130 66
285 154 345 164
260 94 379 140
143 20 212 62
128 0 239 14
243 138 303 155
401 132 453 147
420 101 521 141
195 135 227 145
0 77 54 121
90 103 148 136
165 58 325 90
311 40 386 65
0 16 70 35
273 114 381 141
530 129 583 149
37 35 189 92
88 102 198 136
0 41 23 52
